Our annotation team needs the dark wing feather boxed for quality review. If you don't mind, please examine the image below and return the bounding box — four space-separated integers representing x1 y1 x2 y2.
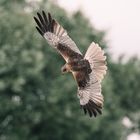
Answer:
34 11 82 62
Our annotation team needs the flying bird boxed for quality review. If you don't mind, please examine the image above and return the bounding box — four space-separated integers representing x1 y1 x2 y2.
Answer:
34 11 107 117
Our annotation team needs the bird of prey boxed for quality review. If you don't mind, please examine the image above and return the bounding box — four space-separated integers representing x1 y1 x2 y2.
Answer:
34 11 107 117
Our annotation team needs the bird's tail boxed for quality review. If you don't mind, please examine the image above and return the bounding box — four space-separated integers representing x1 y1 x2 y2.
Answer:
84 42 107 83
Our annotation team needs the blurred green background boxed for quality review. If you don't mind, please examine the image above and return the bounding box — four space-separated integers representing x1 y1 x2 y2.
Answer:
0 0 140 140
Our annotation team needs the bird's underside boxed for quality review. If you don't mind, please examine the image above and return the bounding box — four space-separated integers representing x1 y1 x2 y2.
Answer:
34 11 107 117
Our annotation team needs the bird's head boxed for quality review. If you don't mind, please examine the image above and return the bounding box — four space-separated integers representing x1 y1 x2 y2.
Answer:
61 65 69 74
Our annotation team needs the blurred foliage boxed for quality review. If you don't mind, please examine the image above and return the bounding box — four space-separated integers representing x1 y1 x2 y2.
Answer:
0 0 140 140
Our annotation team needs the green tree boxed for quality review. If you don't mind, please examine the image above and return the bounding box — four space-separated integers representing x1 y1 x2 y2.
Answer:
109 57 140 138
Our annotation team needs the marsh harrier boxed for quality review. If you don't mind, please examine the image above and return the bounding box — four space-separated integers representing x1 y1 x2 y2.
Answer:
34 11 107 117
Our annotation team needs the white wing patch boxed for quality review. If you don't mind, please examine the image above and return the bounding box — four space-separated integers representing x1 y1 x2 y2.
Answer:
84 42 107 83
44 32 60 47
44 20 82 55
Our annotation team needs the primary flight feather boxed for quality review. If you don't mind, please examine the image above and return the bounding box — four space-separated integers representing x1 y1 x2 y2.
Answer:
34 11 107 117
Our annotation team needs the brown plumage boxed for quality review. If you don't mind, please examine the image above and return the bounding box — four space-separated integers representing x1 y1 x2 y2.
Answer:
34 11 107 117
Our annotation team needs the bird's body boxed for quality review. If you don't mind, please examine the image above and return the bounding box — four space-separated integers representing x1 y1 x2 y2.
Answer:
34 11 107 117
64 58 91 87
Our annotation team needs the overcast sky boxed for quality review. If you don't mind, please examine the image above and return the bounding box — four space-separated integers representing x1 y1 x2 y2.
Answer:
57 0 140 60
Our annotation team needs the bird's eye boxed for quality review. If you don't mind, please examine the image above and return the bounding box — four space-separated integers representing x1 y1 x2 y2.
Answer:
63 68 66 72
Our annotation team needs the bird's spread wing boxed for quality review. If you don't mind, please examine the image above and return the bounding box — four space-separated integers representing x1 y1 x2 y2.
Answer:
76 42 107 117
77 71 103 117
34 11 83 62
